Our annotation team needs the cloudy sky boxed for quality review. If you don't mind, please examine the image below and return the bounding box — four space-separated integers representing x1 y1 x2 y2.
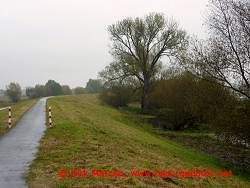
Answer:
0 0 208 89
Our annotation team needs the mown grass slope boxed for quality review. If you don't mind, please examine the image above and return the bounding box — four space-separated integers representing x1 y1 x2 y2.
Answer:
0 99 38 138
27 95 250 188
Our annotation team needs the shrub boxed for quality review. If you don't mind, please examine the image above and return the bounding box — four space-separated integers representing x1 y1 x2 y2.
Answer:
150 73 231 130
212 98 250 146
99 82 133 108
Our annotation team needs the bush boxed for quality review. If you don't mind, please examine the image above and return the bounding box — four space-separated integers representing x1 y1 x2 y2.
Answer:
150 73 231 130
150 72 250 146
212 98 250 146
99 82 133 108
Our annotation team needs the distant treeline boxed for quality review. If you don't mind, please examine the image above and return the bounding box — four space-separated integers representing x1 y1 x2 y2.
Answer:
26 79 102 99
3 79 102 102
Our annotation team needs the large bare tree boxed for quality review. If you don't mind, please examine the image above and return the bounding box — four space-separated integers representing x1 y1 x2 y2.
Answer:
185 0 250 98
99 13 187 108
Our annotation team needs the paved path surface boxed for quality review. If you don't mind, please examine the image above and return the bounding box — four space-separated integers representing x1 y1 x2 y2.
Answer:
0 98 48 188
0 107 8 111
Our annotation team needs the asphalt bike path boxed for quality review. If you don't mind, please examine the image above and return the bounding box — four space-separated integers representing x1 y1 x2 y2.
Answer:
0 98 48 188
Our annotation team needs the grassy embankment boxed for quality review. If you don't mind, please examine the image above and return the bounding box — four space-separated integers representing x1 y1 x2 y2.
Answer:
27 95 250 188
0 98 38 138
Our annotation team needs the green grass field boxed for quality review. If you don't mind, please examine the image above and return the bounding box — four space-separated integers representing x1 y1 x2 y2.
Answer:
26 95 250 188
0 95 29 106
0 99 38 137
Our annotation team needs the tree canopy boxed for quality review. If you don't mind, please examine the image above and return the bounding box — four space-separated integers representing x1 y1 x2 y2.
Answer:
62 85 72 95
5 82 22 102
86 79 102 93
183 0 250 99
99 12 187 108
74 86 86 94
45 80 63 96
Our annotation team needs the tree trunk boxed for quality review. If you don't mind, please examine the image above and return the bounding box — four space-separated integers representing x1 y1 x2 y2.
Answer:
141 74 151 109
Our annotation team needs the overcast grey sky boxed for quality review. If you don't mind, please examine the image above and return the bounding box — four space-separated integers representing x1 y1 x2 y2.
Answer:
0 0 208 89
